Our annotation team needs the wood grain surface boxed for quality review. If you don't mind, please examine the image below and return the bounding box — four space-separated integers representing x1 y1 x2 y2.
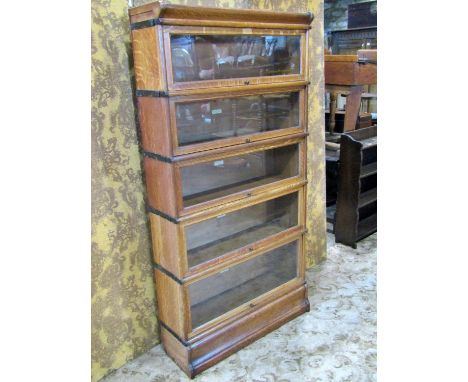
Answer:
131 26 165 90
130 1 313 29
127 3 313 378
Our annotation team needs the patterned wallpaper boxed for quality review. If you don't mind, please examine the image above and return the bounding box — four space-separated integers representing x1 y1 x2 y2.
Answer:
92 0 158 380
91 0 325 381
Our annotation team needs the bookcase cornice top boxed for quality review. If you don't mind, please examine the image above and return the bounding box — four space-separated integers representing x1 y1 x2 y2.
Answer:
129 1 314 30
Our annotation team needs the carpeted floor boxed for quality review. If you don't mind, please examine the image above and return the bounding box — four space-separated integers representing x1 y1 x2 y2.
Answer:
102 233 377 382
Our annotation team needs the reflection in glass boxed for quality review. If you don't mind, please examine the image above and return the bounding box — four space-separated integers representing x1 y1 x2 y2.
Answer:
176 92 300 146
185 192 298 268
171 34 301 82
180 144 299 207
189 240 298 328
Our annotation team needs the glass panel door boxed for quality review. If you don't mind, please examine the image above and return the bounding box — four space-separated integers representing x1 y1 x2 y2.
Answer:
189 240 299 329
180 143 299 208
185 192 299 268
175 91 300 147
170 34 302 83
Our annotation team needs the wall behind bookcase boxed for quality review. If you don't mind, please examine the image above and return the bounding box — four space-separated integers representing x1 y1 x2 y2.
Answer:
91 0 326 380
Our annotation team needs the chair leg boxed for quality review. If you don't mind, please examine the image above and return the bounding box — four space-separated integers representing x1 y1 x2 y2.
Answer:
343 85 363 132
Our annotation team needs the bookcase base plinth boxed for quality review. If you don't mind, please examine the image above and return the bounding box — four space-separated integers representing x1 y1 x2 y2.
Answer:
161 283 309 379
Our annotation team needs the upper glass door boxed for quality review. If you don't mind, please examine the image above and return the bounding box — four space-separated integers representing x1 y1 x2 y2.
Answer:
171 88 304 154
163 27 306 91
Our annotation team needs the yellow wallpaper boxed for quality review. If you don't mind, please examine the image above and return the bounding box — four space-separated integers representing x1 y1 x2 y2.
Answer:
91 0 325 380
91 1 158 381
304 0 327 267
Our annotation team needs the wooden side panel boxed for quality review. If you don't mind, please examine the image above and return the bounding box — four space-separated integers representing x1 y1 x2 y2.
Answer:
144 157 179 217
325 61 376 85
334 136 362 247
131 26 165 90
325 62 353 85
137 97 172 156
129 2 161 23
355 63 377 85
334 126 377 248
149 214 187 278
160 326 192 378
154 269 188 338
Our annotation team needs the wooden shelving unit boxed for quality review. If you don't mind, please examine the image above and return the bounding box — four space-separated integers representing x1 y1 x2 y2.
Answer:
334 125 377 248
128 2 314 378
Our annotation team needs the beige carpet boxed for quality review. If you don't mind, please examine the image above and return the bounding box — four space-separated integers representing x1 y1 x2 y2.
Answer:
102 233 377 382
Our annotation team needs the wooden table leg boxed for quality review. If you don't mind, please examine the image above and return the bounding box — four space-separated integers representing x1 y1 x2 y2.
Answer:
343 85 363 132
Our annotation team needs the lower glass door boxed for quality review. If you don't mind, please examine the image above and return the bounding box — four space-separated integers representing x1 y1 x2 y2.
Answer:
188 240 299 329
185 191 299 268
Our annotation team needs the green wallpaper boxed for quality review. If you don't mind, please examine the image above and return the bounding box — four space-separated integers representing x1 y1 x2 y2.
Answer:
91 0 325 380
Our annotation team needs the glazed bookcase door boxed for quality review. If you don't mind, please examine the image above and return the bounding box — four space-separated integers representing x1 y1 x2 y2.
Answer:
163 26 307 92
149 184 306 282
170 87 306 155
177 139 305 215
186 237 303 333
184 190 302 271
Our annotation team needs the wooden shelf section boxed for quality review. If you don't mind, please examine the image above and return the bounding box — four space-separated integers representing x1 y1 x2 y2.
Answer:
357 213 377 240
335 126 377 248
358 188 377 208
361 162 377 178
361 136 377 149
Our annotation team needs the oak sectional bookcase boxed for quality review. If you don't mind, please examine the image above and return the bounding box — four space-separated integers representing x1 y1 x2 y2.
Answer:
129 2 314 377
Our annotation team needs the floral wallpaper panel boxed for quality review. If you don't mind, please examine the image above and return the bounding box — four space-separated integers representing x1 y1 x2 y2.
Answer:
92 0 158 381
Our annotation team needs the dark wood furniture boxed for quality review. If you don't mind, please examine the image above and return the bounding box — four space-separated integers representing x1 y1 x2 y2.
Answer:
328 26 376 55
348 1 377 29
129 2 313 378
325 50 376 134
334 126 377 248
325 110 372 133
325 148 339 233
